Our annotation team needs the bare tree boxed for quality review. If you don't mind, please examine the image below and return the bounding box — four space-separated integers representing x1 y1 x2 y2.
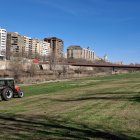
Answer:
26 63 37 77
46 53 57 71
9 57 24 79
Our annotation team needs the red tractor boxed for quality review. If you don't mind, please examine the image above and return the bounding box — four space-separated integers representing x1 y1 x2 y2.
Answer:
0 78 24 101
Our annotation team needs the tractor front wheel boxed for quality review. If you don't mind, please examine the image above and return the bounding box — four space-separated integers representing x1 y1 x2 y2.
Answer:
2 88 13 101
18 91 24 98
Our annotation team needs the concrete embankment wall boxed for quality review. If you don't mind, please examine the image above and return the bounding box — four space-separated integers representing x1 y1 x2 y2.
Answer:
0 60 99 84
0 60 94 71
41 64 94 71
0 60 129 84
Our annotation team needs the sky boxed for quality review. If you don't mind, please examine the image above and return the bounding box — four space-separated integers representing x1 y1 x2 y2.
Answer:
0 0 140 64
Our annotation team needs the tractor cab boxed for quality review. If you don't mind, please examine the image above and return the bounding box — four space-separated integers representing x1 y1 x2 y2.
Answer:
0 78 24 101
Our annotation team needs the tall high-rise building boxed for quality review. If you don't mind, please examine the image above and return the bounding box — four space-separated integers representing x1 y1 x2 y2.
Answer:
6 32 24 59
44 37 64 58
39 41 50 57
31 38 39 58
0 28 7 59
23 38 51 59
23 36 32 58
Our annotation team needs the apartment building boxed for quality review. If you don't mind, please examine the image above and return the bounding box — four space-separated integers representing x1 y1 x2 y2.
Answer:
7 34 40 59
44 37 64 58
67 45 82 59
67 45 95 61
0 28 7 59
82 48 94 61
6 32 24 59
4 27 99 62
39 41 50 57
23 37 51 58
31 38 39 58
23 36 32 58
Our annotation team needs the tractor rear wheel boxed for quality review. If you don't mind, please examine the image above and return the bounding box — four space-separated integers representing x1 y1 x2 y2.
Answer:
2 88 13 101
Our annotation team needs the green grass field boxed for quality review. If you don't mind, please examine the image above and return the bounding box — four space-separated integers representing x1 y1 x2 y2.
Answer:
0 73 140 140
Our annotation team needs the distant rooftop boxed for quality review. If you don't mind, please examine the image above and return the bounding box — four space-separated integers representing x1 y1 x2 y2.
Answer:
44 37 63 42
67 45 82 50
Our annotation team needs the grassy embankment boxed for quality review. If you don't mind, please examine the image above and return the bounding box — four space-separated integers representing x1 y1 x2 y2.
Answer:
0 72 140 139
